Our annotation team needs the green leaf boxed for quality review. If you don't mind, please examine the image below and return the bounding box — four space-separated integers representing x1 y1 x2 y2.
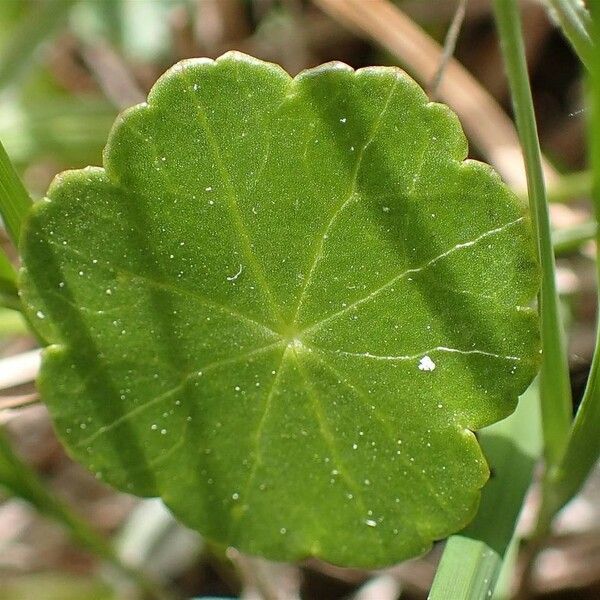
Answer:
19 52 540 567
0 137 31 247
546 0 593 71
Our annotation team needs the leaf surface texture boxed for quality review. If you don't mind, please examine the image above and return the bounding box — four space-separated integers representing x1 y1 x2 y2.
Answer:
20 52 539 567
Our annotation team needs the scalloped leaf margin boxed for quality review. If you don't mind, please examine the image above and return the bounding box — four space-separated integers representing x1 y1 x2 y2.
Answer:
19 52 540 567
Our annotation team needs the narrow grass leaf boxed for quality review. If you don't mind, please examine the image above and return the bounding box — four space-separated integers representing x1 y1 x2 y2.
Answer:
546 0 593 71
0 138 31 246
538 4 600 520
494 0 572 467
429 381 542 599
552 220 596 255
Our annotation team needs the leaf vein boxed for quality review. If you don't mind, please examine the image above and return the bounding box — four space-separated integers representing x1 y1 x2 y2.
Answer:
179 68 285 329
75 341 284 447
312 345 523 363
43 238 278 338
291 77 401 326
310 349 454 518
227 346 288 537
293 351 387 555
302 216 526 334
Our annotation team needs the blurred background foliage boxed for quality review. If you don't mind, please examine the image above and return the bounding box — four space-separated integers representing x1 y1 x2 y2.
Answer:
0 1 597 599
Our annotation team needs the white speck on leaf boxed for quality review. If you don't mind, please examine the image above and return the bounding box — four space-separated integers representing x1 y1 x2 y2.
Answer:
227 264 243 281
418 355 436 371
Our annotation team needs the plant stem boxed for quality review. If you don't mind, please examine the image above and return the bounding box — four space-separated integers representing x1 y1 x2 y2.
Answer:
0 138 32 247
493 0 572 467
533 1 600 534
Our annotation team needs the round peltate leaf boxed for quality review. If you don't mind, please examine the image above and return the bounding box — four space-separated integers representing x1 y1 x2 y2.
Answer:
20 52 539 567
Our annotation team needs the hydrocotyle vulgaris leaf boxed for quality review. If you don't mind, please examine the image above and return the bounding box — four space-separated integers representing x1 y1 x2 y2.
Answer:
19 52 540 567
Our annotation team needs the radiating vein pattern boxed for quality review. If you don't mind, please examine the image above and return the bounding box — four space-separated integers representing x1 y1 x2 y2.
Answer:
20 52 540 568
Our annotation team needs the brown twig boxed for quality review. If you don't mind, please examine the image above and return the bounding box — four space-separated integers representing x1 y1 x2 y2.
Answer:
0 393 39 411
430 0 468 97
79 41 145 110
193 0 250 55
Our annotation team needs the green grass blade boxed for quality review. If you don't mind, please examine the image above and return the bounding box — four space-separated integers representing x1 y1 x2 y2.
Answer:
0 429 118 559
0 138 31 246
492 536 521 600
493 0 572 467
0 250 16 288
428 382 542 599
536 3 600 523
429 538 501 600
0 0 77 92
547 371 600 516
547 0 593 70
0 137 26 310
521 170 591 204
